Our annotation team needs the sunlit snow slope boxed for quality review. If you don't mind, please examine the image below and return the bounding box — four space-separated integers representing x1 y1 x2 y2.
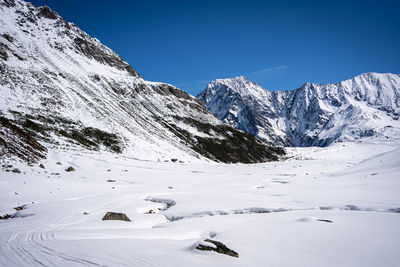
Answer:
199 74 400 146
0 0 283 164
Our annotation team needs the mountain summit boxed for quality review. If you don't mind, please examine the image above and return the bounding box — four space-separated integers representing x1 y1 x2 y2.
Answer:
199 72 400 146
0 0 284 163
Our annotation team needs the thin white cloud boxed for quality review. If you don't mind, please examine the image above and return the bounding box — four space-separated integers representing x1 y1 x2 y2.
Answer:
252 65 288 78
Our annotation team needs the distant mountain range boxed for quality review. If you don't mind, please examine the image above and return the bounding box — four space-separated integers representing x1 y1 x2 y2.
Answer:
0 0 283 164
199 73 400 146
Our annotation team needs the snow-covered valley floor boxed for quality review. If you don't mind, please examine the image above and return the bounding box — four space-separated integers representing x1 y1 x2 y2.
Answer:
1 140 399 267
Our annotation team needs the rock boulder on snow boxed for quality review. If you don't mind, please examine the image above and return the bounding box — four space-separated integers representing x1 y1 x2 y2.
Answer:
102 212 131 222
196 239 239 258
65 166 75 172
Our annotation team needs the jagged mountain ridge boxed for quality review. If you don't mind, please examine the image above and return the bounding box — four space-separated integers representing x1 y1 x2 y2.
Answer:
199 73 400 146
0 0 284 164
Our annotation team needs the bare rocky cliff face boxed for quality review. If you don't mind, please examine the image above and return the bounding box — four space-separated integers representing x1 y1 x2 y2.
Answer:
199 74 400 147
0 0 284 164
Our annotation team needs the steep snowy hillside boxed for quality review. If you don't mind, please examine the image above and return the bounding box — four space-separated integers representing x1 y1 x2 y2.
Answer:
199 73 400 146
0 0 284 164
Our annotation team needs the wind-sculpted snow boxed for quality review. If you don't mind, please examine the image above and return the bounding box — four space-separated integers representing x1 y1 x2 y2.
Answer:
0 139 399 266
199 73 400 146
0 0 283 163
145 197 176 210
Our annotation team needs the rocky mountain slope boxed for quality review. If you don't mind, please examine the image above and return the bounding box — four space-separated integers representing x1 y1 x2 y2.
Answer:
0 0 284 164
199 73 400 146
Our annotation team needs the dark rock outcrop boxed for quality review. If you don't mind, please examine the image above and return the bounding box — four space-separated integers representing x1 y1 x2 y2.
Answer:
165 117 285 163
0 213 14 220
65 166 75 172
317 219 333 223
0 51 7 61
1 0 16 8
38 6 57 20
196 239 239 258
1 113 123 155
102 212 131 222
72 36 141 78
0 116 47 164
14 205 25 211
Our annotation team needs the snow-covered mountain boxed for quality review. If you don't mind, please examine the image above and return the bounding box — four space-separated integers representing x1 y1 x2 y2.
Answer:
0 0 284 164
199 73 400 146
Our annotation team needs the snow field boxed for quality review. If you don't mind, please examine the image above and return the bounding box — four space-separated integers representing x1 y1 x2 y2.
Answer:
0 139 399 266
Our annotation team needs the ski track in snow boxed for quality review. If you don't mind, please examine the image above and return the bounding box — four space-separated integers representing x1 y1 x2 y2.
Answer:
1 140 400 266
0 196 163 267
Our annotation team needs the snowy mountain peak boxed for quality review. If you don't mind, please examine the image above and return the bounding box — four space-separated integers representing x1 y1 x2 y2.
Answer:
213 75 251 86
209 76 267 95
199 72 400 147
200 76 271 109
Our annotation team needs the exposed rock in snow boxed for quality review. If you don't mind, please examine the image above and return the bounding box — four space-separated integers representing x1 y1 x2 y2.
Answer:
196 239 239 258
199 73 400 146
102 212 131 222
64 166 75 172
0 116 47 163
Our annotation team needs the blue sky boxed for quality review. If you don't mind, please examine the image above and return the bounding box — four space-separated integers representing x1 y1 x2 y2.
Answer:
32 0 400 95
